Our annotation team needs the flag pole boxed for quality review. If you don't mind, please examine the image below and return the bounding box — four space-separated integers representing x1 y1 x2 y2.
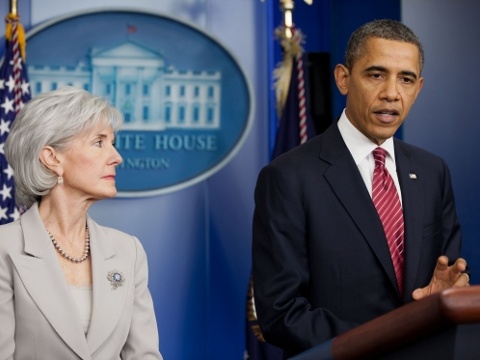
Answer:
279 0 313 38
280 0 294 38
1 0 31 224
273 0 314 155
6 0 27 61
10 0 18 15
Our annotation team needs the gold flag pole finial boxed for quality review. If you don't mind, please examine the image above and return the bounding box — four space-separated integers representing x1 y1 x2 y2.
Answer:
280 0 294 39
6 0 27 61
279 0 313 38
274 0 311 116
10 0 18 16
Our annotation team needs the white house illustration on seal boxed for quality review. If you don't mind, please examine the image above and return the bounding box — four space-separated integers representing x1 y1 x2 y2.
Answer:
28 40 222 131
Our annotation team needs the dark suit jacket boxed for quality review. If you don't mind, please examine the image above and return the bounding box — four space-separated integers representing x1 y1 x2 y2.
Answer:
252 122 462 357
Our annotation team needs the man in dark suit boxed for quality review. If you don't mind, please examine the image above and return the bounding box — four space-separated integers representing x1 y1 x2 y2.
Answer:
252 19 470 358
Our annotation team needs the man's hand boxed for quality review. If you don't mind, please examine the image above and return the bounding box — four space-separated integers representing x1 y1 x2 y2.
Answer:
412 256 469 300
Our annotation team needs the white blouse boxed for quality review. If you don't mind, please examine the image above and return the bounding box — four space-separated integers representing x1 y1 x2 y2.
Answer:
69 285 93 334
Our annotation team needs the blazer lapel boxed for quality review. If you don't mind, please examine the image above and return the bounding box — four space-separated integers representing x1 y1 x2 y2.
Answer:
320 125 399 292
11 204 91 360
86 218 133 354
394 141 424 299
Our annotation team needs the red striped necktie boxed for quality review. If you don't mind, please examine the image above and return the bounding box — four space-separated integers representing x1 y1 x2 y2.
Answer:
372 147 405 295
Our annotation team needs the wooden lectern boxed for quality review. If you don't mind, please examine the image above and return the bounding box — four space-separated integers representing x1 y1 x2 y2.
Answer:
289 286 480 360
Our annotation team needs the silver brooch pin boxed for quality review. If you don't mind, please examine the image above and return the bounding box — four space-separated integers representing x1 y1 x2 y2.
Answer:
409 173 417 179
107 270 125 290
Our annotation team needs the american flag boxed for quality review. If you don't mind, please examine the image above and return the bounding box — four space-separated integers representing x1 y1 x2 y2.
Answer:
272 26 316 159
245 25 316 360
0 14 31 225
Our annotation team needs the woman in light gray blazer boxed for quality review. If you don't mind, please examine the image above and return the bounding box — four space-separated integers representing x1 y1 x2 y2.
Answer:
0 87 163 359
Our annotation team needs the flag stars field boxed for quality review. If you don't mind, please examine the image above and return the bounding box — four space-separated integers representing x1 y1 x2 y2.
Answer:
21 80 30 96
4 75 15 92
1 97 15 115
0 206 8 221
3 164 14 180
0 13 32 225
0 119 11 135
0 183 12 201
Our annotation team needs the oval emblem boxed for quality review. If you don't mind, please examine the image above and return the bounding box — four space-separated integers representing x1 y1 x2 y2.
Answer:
26 9 252 197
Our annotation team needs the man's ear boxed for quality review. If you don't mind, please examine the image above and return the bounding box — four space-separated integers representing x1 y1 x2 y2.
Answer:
334 64 350 96
39 146 62 175
414 76 424 100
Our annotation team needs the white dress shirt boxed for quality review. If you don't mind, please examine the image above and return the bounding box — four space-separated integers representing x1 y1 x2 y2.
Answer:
337 109 403 204
70 285 93 334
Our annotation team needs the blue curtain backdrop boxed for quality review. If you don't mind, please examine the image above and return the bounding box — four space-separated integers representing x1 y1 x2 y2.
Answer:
1 1 479 359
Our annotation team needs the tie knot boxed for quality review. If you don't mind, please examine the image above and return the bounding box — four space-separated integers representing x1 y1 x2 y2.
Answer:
373 147 386 169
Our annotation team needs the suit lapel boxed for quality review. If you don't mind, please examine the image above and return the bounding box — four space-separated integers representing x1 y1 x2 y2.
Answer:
320 125 399 292
86 219 133 354
394 141 424 299
12 204 91 360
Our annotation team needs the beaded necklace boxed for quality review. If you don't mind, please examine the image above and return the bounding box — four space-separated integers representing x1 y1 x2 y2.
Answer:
47 225 90 263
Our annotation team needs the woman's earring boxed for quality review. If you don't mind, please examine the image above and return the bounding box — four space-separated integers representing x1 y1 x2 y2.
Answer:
57 176 64 185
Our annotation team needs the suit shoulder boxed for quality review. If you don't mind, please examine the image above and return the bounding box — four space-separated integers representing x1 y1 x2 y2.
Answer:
0 220 23 254
268 134 323 169
0 219 22 235
395 139 451 178
396 139 447 164
97 224 134 241
93 222 145 254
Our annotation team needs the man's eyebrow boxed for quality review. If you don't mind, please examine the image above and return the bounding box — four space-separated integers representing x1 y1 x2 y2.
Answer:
399 70 419 80
364 65 418 80
364 65 387 73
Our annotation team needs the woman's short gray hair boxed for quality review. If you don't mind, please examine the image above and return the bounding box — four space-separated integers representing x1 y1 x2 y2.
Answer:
5 86 123 208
